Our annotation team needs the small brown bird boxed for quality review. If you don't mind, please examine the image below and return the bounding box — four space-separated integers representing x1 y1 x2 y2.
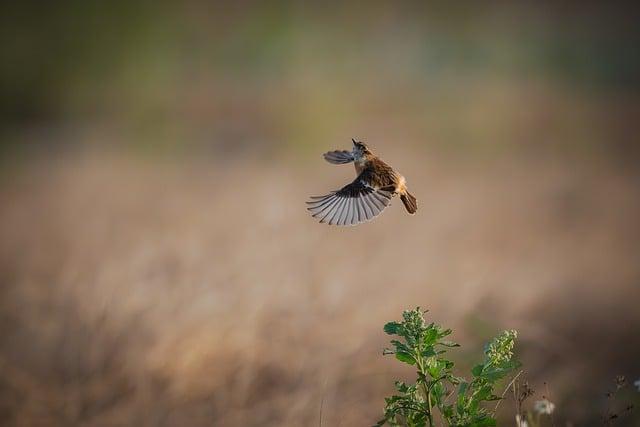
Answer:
307 139 417 226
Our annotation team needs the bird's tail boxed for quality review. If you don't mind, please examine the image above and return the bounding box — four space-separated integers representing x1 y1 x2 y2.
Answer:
400 191 417 214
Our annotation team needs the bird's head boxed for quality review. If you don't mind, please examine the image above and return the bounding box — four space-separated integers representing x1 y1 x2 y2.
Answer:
352 138 373 158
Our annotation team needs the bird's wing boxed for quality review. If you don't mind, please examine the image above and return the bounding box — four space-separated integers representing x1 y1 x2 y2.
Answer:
323 150 354 164
306 178 393 226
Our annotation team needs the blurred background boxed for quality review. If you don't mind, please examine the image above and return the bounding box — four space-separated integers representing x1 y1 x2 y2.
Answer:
1 1 639 425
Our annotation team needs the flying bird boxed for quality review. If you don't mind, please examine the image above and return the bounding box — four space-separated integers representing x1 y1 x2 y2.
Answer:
307 139 417 226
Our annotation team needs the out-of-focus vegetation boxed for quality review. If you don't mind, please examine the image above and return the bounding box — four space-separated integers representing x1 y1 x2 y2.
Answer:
1 1 639 426
2 1 639 158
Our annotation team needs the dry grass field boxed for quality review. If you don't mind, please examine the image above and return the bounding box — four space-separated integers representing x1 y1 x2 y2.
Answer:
1 140 638 426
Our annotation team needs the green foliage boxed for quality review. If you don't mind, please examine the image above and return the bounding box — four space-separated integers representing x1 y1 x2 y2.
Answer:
376 308 521 427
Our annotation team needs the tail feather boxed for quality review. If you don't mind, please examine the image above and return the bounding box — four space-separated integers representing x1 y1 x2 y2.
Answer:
400 191 417 214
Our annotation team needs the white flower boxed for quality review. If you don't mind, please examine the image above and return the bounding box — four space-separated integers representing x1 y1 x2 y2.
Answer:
534 399 556 415
634 378 640 392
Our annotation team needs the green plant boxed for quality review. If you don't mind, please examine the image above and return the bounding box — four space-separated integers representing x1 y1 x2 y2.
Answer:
376 308 521 427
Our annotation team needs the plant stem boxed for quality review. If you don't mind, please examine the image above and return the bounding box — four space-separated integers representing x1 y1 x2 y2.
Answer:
493 370 523 413
415 355 434 427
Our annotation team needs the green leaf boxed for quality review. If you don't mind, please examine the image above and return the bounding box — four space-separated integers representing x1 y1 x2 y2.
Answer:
421 347 437 357
391 340 413 354
471 364 484 377
474 384 493 401
379 308 521 427
481 368 508 382
439 328 453 338
480 360 520 381
395 381 409 393
425 357 441 377
442 404 454 418
423 328 438 345
473 417 497 426
412 411 427 426
384 322 402 335
458 381 469 395
427 365 441 378
457 393 467 412
431 381 445 405
395 351 416 365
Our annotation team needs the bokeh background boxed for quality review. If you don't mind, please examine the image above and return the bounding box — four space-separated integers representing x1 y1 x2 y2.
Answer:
1 1 639 425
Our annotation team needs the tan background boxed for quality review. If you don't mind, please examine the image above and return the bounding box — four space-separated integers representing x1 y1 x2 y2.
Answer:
1 1 639 425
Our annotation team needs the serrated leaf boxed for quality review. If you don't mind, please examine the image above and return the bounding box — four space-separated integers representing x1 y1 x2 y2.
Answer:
395 351 416 365
423 328 438 345
384 321 402 335
421 347 437 357
439 328 453 338
474 384 493 401
427 365 441 378
480 360 519 381
379 309 521 427
385 395 403 404
391 339 413 354
431 381 445 404
481 369 508 382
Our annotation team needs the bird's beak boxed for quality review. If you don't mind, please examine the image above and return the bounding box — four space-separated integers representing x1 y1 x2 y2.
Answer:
352 138 357 146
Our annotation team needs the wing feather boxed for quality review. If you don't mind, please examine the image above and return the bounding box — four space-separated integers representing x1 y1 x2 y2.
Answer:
350 197 359 224
307 194 336 213
307 176 395 226
316 196 340 223
365 193 384 215
360 194 374 219
323 150 354 164
345 197 356 225
325 197 346 225
340 197 350 226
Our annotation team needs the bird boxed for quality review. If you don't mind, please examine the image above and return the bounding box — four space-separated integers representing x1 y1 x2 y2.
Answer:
307 139 417 226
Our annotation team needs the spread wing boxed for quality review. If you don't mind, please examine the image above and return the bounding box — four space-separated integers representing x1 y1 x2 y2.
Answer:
307 178 393 226
323 150 354 164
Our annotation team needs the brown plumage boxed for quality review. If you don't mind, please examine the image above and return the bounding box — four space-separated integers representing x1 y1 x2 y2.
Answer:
307 139 417 226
